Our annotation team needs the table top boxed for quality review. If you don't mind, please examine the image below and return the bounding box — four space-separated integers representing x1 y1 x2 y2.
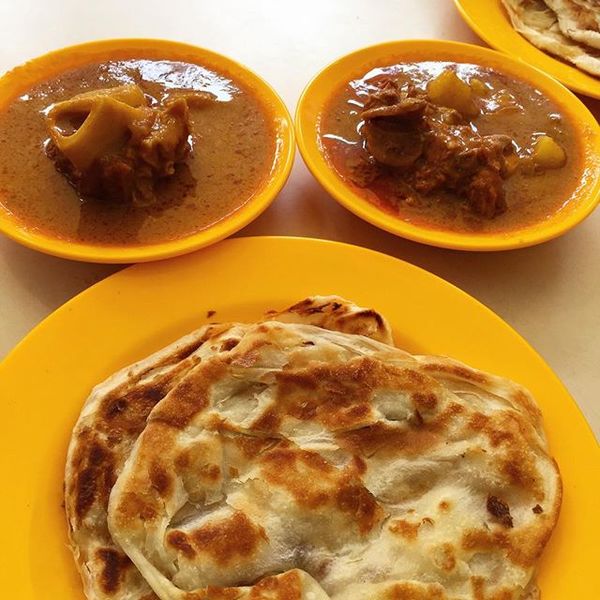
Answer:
0 0 598 439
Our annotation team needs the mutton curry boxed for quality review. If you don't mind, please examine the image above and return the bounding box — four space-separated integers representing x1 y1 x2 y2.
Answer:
320 61 582 233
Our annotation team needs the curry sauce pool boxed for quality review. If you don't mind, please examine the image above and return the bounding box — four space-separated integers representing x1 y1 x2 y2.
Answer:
0 58 276 245
320 61 583 234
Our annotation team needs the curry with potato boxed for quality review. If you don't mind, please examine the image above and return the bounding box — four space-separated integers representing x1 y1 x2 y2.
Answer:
320 61 582 233
0 58 275 245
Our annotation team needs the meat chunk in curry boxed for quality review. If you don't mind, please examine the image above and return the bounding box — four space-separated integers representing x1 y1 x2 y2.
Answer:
45 84 212 205
0 57 276 246
320 62 576 233
359 78 514 218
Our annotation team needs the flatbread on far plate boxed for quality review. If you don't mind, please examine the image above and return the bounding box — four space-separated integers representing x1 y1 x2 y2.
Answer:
545 0 600 49
501 0 600 76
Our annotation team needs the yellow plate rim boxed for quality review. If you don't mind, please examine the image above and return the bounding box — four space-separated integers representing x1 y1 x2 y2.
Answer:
0 38 295 263
295 39 600 251
0 236 598 598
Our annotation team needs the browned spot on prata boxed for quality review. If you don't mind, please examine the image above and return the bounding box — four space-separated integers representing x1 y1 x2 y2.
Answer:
511 388 541 423
434 543 456 572
176 570 304 599
96 548 131 594
174 450 190 469
113 490 158 522
166 530 197 559
472 580 513 600
231 348 261 367
339 421 439 458
151 360 227 428
248 570 304 599
287 298 327 314
336 483 381 535
149 461 172 497
176 453 214 480
385 581 445 600
97 338 208 438
260 447 333 508
275 358 440 432
352 455 367 475
439 500 451 512
260 446 382 534
471 576 486 600
468 412 515 446
251 408 282 433
275 360 376 429
212 463 224 479
219 338 239 352
487 495 513 528
501 457 540 497
532 504 543 514
462 526 549 567
357 308 384 328
235 435 277 458
101 383 165 431
389 518 420 540
468 411 543 499
190 511 267 566
412 391 438 411
74 436 115 521
339 395 466 460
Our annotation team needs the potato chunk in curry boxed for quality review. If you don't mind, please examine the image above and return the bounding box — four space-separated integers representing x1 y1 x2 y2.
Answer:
427 70 478 118
45 84 212 205
532 135 567 169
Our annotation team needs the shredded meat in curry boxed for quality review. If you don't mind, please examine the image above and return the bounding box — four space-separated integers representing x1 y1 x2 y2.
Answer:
357 78 515 218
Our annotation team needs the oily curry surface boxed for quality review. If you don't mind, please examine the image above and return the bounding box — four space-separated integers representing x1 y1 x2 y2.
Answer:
0 59 275 245
320 61 583 233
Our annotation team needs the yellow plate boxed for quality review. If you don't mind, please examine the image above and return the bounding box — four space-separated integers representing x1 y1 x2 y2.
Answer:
0 39 294 263
295 40 600 251
454 0 600 100
0 236 597 598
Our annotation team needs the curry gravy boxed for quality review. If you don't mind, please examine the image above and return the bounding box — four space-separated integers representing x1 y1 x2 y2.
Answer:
0 59 275 245
320 62 583 233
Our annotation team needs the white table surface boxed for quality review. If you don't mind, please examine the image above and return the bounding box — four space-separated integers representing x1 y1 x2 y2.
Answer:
0 0 598 439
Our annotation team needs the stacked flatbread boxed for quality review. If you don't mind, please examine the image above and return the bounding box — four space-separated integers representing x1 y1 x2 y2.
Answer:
65 296 561 600
502 0 600 76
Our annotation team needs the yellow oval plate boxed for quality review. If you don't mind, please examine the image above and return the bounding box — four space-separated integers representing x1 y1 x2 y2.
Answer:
0 236 597 598
454 0 600 100
0 39 294 263
295 40 600 251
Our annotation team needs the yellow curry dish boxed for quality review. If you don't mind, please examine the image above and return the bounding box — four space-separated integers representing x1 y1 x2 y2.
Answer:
0 40 293 261
320 61 583 234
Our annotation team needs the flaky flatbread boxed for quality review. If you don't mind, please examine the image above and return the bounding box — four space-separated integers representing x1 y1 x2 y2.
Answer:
502 0 600 76
545 0 600 49
105 321 560 600
65 296 392 600
66 296 559 600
